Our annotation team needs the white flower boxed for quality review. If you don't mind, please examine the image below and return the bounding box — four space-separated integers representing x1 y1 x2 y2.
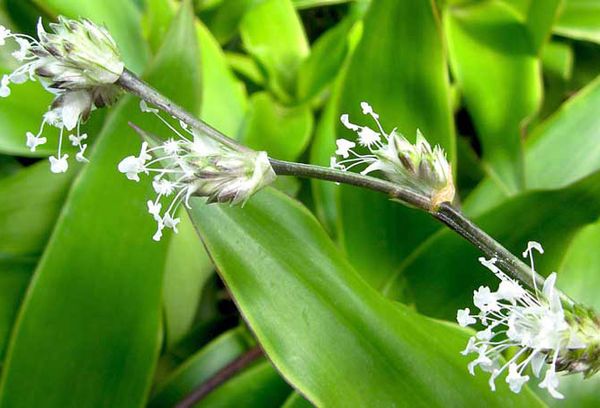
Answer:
335 138 355 159
539 368 564 399
25 131 47 152
0 17 124 173
0 74 11 97
0 26 10 45
49 154 69 173
473 286 498 313
117 142 151 182
457 308 476 327
457 243 591 400
506 363 530 393
333 102 454 207
119 109 276 241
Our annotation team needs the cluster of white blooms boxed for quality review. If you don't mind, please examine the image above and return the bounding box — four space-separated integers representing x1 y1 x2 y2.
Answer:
118 101 276 241
0 17 123 173
332 102 454 207
457 242 589 399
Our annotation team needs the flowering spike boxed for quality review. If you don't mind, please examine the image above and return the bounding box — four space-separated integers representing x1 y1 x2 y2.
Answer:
0 16 124 172
332 102 454 208
118 107 276 241
457 242 600 399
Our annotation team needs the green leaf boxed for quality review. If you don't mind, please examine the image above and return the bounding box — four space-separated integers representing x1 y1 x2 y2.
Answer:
196 360 291 407
336 0 455 288
542 41 574 82
242 92 313 161
240 0 309 100
0 161 75 259
525 75 600 190
523 0 563 53
445 0 542 192
554 0 600 44
0 155 21 179
546 219 600 407
142 0 177 53
383 171 600 320
33 0 149 71
282 392 313 408
0 73 54 157
187 188 542 406
0 162 75 360
0 4 202 407
150 327 255 407
197 20 247 136
292 0 354 9
163 211 214 348
200 0 252 45
296 17 354 103
0 259 33 360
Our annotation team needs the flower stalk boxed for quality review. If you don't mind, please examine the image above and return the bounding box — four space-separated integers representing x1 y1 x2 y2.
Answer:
115 68 551 294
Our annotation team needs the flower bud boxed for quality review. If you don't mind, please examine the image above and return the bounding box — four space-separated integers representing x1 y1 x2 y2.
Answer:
118 102 276 241
0 16 124 173
457 241 600 400
332 102 454 208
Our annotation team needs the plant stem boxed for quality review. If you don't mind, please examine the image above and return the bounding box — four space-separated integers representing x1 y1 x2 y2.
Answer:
116 69 550 293
117 69 249 153
175 346 264 407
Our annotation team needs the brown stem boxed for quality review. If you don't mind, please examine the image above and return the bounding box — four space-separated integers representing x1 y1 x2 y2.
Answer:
175 346 264 408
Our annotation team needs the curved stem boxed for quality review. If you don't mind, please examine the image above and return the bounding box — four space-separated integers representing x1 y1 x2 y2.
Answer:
116 69 551 294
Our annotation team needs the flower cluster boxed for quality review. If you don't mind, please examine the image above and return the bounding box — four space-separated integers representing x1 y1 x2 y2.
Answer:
457 241 600 399
0 17 123 172
118 102 276 241
332 102 454 208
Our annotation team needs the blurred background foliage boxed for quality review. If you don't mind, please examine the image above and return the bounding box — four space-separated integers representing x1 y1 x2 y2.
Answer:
0 0 598 406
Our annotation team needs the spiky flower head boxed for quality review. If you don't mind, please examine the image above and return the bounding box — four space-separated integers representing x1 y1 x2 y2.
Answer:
118 101 276 241
0 16 124 172
457 241 600 399
332 102 454 208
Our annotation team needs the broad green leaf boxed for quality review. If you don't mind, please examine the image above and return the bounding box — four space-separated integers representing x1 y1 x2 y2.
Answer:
240 0 309 101
197 21 247 136
383 171 600 320
0 161 75 258
0 155 20 178
225 52 266 87
33 0 149 71
0 4 201 407
282 392 313 408
309 74 343 234
163 211 214 348
242 92 313 161
296 17 354 103
445 1 542 192
523 0 563 53
525 75 600 189
0 73 54 156
150 327 255 407
542 41 574 82
554 0 600 44
196 360 291 407
0 161 75 360
336 0 455 288
503 0 563 53
559 219 600 311
545 220 600 407
200 0 252 45
539 41 573 119
188 188 542 406
142 0 177 53
292 0 354 9
0 259 33 360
